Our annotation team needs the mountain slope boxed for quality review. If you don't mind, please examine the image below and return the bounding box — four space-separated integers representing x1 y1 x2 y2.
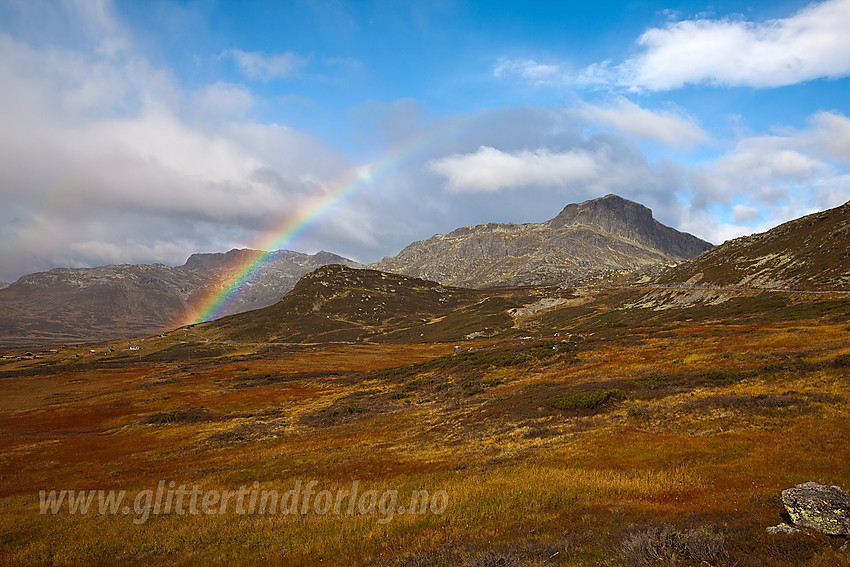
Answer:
370 194 713 287
199 264 548 344
659 200 850 290
0 249 361 345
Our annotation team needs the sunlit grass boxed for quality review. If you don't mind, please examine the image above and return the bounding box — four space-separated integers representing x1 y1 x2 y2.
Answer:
1 305 849 565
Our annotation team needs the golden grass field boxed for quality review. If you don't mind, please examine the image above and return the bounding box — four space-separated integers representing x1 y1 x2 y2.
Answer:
1 290 849 566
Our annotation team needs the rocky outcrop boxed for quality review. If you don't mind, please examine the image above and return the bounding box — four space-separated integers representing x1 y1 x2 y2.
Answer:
371 194 713 288
781 482 850 535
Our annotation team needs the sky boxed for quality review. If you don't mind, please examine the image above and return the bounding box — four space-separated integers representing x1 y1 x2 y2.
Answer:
1 0 849 283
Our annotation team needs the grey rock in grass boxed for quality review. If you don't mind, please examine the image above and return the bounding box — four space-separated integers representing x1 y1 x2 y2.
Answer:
766 523 800 535
781 482 850 535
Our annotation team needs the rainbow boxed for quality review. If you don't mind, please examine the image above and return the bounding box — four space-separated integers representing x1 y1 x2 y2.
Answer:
184 120 460 324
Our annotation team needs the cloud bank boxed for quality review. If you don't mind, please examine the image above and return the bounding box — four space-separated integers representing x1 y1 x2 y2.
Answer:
0 5 358 281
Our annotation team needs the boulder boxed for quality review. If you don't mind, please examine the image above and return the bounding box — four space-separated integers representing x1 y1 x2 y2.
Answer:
781 482 850 535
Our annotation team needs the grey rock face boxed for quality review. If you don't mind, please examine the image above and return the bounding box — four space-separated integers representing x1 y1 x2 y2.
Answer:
371 194 713 288
782 482 850 535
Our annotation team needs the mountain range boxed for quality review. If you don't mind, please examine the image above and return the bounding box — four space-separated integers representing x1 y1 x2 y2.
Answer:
0 249 360 345
199 197 850 345
3 193 848 346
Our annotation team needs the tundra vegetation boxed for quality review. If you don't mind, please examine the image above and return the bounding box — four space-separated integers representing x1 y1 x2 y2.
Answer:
0 284 848 566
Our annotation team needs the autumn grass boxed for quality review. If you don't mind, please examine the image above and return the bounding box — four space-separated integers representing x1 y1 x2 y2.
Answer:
1 300 849 565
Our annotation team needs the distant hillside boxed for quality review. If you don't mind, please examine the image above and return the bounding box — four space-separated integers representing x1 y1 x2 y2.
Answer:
184 249 363 315
200 264 547 344
659 200 850 291
0 249 361 345
371 194 713 287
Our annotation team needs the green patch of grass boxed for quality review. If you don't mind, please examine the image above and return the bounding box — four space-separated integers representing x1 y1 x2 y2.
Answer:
635 371 670 388
698 369 754 385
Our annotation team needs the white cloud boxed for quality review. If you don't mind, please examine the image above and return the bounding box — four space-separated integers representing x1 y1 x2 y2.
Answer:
227 49 307 80
429 146 598 192
682 118 850 243
575 98 708 146
690 135 831 208
68 238 191 266
495 0 850 91
616 0 850 90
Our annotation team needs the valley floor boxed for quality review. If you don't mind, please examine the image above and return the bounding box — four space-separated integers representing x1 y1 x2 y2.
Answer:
1 288 849 566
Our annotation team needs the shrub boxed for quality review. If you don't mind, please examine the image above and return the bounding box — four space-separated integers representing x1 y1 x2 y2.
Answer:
699 369 753 384
617 524 728 567
140 407 218 425
549 388 625 411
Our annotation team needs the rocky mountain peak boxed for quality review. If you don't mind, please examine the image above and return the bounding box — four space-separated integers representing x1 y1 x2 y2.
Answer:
547 194 711 260
548 194 653 231
370 194 713 288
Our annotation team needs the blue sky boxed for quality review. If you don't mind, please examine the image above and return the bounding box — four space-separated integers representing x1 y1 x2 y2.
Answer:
1 0 849 281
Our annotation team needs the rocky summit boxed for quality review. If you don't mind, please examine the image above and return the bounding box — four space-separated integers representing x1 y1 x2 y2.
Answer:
370 194 713 288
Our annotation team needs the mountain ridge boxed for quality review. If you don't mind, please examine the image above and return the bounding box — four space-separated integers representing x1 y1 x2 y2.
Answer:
659 199 850 290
